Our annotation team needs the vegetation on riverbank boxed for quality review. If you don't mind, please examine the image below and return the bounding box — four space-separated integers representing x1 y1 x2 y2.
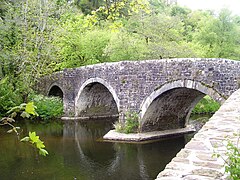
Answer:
0 0 240 117
29 94 63 121
114 111 139 134
192 95 220 114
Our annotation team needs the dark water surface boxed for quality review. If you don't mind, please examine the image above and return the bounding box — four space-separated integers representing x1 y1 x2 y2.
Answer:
0 116 209 180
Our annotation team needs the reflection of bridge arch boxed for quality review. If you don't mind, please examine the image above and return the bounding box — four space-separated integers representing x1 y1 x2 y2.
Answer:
72 122 151 179
74 78 120 117
63 121 122 178
139 80 223 132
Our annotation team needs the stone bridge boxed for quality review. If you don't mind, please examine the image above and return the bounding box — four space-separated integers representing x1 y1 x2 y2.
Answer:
36 58 240 132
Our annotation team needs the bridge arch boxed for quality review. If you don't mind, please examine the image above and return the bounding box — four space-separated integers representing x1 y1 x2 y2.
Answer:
139 80 224 132
48 83 64 99
75 78 120 117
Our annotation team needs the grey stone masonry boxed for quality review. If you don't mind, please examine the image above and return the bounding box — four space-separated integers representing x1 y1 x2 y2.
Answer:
36 58 240 132
156 88 240 180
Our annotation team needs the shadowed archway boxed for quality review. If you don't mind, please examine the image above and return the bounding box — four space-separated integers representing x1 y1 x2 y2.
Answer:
139 80 223 132
48 85 63 99
75 78 119 118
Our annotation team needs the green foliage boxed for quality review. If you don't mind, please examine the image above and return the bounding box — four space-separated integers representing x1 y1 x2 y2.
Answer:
21 132 48 156
0 102 48 156
192 9 240 59
0 0 69 109
225 138 240 179
1 102 38 134
53 13 113 69
85 0 151 25
125 13 197 59
7 102 39 119
0 77 23 115
124 111 139 133
214 132 240 180
29 94 63 120
104 30 148 61
114 111 139 134
192 95 220 114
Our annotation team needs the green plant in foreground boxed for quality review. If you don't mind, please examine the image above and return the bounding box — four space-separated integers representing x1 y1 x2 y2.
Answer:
21 132 48 156
114 111 139 134
214 132 240 180
0 102 48 156
29 94 63 120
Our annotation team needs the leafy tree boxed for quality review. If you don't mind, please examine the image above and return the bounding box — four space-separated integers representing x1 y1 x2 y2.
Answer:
0 77 23 115
53 13 113 69
125 13 196 59
84 0 151 29
193 9 240 59
0 0 67 111
74 0 104 14
104 30 148 61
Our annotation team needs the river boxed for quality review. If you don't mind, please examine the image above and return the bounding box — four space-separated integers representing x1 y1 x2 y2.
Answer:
0 115 210 180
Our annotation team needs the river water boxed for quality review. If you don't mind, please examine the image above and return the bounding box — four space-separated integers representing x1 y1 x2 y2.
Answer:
0 115 210 180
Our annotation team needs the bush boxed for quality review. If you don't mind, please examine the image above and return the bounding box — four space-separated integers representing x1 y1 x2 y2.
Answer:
214 132 240 180
225 139 240 179
192 95 220 114
0 77 23 116
114 111 139 134
29 94 63 120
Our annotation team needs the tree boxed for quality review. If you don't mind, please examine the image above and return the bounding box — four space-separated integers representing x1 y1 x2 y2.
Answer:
84 0 151 29
125 12 197 59
192 9 240 59
74 0 104 15
0 0 67 109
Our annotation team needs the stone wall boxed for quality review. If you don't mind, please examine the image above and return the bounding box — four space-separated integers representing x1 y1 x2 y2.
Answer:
37 58 240 130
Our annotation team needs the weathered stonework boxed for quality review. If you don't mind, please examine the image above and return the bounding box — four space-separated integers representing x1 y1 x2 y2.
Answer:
156 88 240 179
36 58 240 131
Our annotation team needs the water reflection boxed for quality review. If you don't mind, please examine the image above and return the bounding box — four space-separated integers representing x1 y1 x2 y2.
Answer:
62 119 186 180
0 116 209 180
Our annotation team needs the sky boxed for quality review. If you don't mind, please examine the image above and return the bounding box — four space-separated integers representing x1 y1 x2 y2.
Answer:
177 0 240 15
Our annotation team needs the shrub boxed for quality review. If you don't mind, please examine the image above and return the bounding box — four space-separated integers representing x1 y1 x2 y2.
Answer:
0 77 23 116
225 138 240 179
192 95 220 114
214 132 240 180
114 111 139 134
29 94 63 120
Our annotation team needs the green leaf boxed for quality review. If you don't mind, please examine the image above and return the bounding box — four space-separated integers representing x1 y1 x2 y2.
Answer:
20 137 30 142
29 131 39 143
20 111 30 118
39 148 48 156
25 102 36 115
36 140 45 149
